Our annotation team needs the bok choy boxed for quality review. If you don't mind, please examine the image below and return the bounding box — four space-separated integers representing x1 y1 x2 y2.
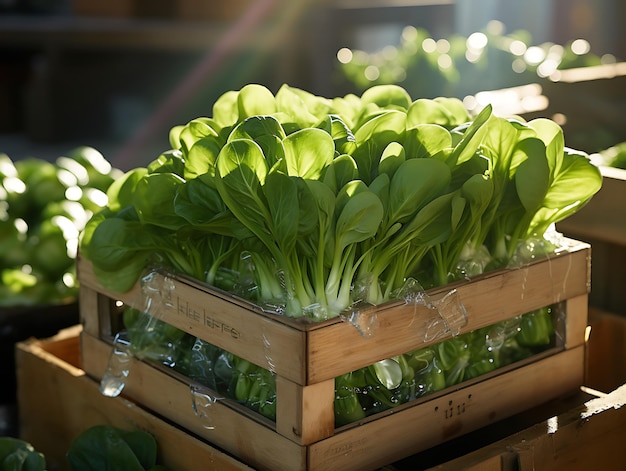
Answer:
80 83 601 320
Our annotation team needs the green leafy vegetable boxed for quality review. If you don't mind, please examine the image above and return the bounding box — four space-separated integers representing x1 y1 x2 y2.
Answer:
0 437 45 471
0 148 121 306
78 83 602 427
66 425 167 471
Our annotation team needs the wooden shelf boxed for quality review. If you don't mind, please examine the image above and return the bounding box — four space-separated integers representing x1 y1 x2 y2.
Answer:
0 13 287 52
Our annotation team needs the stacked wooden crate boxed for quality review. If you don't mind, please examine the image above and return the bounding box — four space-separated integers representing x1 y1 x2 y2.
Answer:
73 238 591 471
557 166 626 316
16 326 253 471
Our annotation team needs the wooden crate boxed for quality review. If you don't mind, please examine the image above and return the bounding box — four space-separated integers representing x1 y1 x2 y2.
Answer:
77 239 591 471
423 309 626 471
557 166 626 247
585 308 626 394
557 166 626 315
420 384 626 471
15 325 252 471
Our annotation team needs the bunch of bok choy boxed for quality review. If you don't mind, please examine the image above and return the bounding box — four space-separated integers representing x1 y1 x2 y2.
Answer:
80 83 601 321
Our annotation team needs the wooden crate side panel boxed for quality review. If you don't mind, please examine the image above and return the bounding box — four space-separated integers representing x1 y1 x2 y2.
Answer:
79 285 118 338
78 257 309 385
425 450 516 471
78 243 590 386
77 256 142 306
307 346 585 471
79 284 100 337
557 168 626 246
80 332 305 471
525 385 626 471
275 376 336 445
563 294 589 350
506 385 626 471
586 308 626 393
150 277 308 385
16 336 252 471
307 246 590 383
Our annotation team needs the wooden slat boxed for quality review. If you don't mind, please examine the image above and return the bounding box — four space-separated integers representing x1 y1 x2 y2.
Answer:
276 376 336 445
307 346 585 471
564 294 589 349
78 241 590 386
78 284 101 337
79 330 584 471
80 332 306 471
16 332 253 471
306 243 590 383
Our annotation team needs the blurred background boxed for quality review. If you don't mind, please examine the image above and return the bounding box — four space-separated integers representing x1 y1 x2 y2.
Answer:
0 0 624 170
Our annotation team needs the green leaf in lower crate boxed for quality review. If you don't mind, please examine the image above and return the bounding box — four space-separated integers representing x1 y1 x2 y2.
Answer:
370 358 403 390
66 425 164 471
0 437 46 471
516 306 555 347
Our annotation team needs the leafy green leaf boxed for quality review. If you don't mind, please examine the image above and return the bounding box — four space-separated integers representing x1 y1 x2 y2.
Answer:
237 84 276 119
282 128 335 179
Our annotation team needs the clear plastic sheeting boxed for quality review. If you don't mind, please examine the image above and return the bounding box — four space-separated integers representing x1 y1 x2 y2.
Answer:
99 331 132 398
190 384 222 430
507 225 567 269
340 308 379 338
335 303 564 427
99 268 179 397
424 289 468 342
135 269 176 322
341 277 468 342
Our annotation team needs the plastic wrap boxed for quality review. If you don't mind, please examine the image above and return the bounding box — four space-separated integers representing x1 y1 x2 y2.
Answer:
334 303 564 426
98 261 565 428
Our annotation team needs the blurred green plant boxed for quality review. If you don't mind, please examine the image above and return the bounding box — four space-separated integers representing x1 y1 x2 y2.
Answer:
0 147 122 306
337 20 614 99
592 141 626 170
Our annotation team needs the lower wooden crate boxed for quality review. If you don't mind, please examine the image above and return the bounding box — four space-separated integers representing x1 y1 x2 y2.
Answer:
421 384 626 471
80 331 585 471
18 319 621 471
586 308 626 394
424 308 626 471
15 325 252 471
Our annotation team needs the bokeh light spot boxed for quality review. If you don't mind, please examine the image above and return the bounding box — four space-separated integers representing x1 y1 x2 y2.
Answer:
337 47 353 64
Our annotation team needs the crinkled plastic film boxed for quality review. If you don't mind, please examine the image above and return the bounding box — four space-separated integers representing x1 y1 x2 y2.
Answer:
341 277 468 342
99 331 132 397
99 268 178 397
339 309 379 338
99 266 278 423
334 303 564 427
424 289 467 342
190 384 222 430
506 226 569 270
98 258 567 428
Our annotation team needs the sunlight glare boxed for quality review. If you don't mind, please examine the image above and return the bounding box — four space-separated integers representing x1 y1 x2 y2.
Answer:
571 38 591 55
509 40 527 56
337 47 353 64
422 37 437 53
436 39 450 53
402 26 418 42
364 65 380 81
467 32 488 51
438 54 452 69
524 46 545 65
